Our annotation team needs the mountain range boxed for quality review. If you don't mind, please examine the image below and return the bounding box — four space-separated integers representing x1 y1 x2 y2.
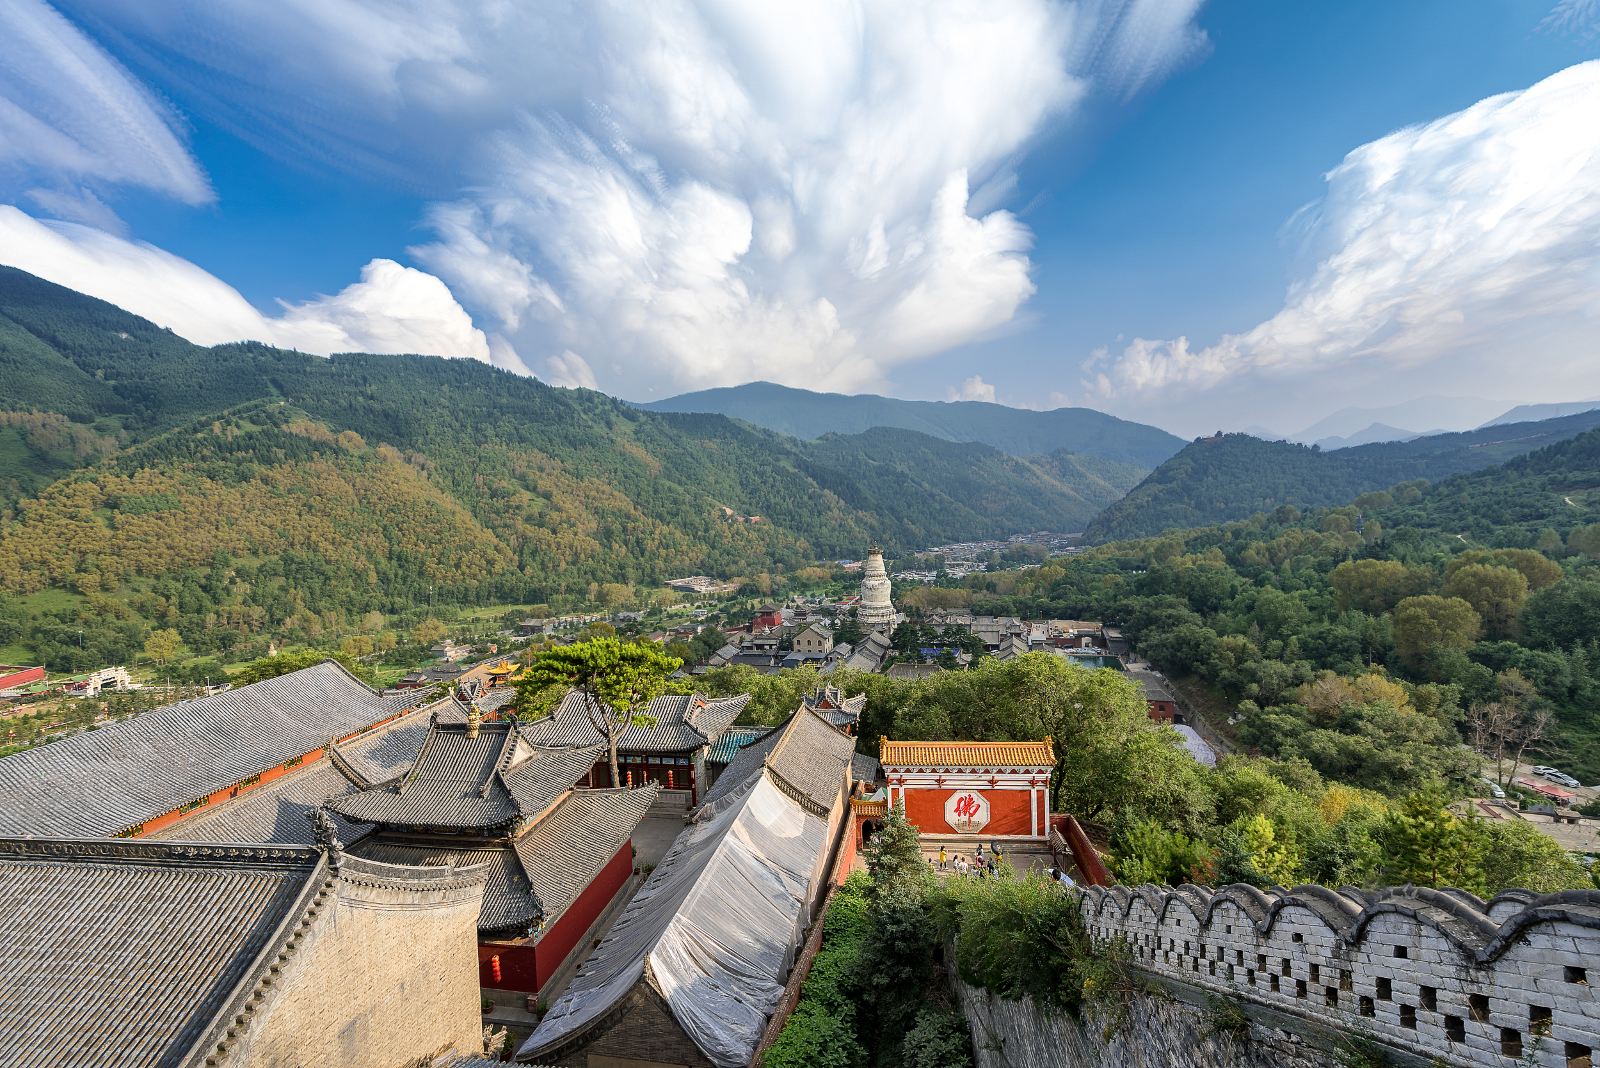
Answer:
640 381 1184 466
1086 410 1600 542
0 267 1150 633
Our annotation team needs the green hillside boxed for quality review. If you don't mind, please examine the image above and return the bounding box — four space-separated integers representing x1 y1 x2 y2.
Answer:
640 380 1184 466
1088 414 1600 541
0 267 1139 668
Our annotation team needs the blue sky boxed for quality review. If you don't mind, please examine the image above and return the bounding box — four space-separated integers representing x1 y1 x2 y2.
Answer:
2 0 1598 437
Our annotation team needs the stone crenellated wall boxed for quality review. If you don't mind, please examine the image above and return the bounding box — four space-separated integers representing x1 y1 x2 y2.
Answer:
1079 883 1600 1068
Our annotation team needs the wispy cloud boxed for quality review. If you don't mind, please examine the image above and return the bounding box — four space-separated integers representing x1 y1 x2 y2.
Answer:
948 375 999 403
0 0 209 216
60 0 1209 396
1088 61 1600 421
0 206 499 365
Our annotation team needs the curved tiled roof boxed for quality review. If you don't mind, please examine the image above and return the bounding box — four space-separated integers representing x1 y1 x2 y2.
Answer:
521 691 750 753
701 709 854 817
328 721 603 832
151 716 435 846
879 738 1055 769
0 662 428 837
516 785 660 929
0 838 326 1068
352 839 538 934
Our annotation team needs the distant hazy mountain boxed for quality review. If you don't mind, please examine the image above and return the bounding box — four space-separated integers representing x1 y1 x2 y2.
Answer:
1481 400 1600 428
1312 423 1423 451
1288 395 1500 443
640 381 1184 467
1086 408 1600 541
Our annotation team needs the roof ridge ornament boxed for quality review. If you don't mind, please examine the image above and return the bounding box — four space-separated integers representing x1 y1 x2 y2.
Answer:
307 807 344 869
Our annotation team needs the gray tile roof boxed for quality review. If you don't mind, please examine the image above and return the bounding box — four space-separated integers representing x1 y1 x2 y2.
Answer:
0 662 427 837
515 785 659 929
0 837 325 1068
352 839 538 934
150 716 435 846
701 708 853 816
521 691 749 754
328 721 603 832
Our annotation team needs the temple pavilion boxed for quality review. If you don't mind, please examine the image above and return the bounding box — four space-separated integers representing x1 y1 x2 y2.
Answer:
331 707 658 994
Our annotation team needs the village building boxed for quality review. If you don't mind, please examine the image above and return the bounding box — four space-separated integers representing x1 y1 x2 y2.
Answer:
879 738 1056 844
331 712 658 995
519 690 749 803
0 833 488 1068
837 627 893 673
857 547 897 626
518 705 856 1068
0 661 432 838
751 603 784 630
791 620 834 654
1127 664 1181 723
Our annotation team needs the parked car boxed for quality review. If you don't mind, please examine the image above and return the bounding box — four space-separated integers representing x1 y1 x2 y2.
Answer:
1479 777 1506 799
1546 771 1582 789
1531 765 1559 776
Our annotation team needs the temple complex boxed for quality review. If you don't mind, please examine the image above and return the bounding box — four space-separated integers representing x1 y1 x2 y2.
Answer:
331 711 658 994
520 705 857 1068
857 546 897 626
801 683 867 734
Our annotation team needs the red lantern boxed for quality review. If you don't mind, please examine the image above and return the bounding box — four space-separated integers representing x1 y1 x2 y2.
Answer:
489 954 502 983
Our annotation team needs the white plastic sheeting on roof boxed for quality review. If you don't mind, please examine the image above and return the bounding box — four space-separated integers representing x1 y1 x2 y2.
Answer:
520 772 824 1067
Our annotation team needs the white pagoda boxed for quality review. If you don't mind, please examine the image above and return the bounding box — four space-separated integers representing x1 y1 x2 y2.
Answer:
857 547 897 627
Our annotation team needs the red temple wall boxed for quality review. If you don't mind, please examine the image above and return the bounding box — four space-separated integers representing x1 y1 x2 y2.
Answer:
901 787 1036 837
478 838 634 993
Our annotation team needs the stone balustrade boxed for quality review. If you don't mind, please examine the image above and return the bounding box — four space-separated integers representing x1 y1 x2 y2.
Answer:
1079 883 1600 1068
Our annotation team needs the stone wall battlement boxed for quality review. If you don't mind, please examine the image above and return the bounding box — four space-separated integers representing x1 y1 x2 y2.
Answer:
1079 884 1600 1068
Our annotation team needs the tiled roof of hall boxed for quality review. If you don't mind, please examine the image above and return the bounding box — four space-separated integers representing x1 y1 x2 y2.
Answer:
0 836 326 1067
0 661 430 838
702 707 854 817
519 690 750 753
879 738 1056 770
327 719 604 832
350 784 657 936
149 713 437 847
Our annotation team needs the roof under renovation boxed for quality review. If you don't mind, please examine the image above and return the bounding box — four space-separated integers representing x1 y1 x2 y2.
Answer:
520 707 854 1068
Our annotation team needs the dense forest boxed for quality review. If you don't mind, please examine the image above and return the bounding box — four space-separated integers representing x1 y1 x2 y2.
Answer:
957 428 1600 783
0 266 1146 665
641 379 1184 464
1087 412 1600 541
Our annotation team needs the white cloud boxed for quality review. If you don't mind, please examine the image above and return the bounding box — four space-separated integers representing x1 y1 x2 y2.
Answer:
948 375 998 403
542 351 600 390
0 205 492 361
1540 0 1600 39
1089 62 1600 425
61 0 1209 398
0 0 209 211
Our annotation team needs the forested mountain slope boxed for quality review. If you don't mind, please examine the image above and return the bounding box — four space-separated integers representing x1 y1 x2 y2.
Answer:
641 380 1184 466
1088 413 1600 541
0 268 1132 654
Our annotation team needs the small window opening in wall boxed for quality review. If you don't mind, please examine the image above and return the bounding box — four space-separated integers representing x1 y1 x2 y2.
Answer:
1567 966 1588 985
1566 1041 1593 1068
1270 975 1280 994
1236 949 1245 966
1309 963 1320 984
1292 932 1304 943
1209 960 1216 977
1420 986 1437 1012
1445 1015 1465 1043
1531 1005 1553 1037
1295 979 1307 1000
1340 970 1353 993
1376 977 1391 1001
1280 959 1292 978
1359 996 1375 1018
1217 945 1226 962
1399 1004 1416 1030
1257 953 1267 970
1324 987 1338 1008
1469 993 1490 1023
1393 944 1408 959
1502 1028 1522 1058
